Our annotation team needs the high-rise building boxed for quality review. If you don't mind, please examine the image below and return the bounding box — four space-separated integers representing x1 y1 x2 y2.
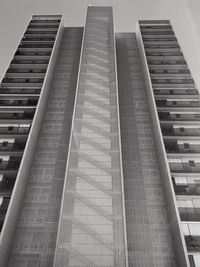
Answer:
0 6 199 267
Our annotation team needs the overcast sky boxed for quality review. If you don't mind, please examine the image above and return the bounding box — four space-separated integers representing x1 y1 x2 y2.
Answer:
0 0 200 88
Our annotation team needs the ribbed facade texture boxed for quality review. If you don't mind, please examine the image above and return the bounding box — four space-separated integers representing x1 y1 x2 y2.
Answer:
116 32 176 267
0 6 199 267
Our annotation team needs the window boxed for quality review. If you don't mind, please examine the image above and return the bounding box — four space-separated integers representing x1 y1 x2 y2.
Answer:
180 127 185 133
189 161 196 168
184 143 190 149
2 142 8 147
8 126 14 131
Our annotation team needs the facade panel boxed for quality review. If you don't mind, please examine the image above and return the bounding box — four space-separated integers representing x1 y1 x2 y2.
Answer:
54 7 127 267
7 27 83 266
116 32 176 267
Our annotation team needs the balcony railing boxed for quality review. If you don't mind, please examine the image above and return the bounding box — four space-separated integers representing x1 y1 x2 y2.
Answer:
0 111 35 120
150 69 190 74
15 51 51 56
185 236 200 252
154 88 198 95
179 208 200 222
18 43 53 48
174 183 200 196
7 68 46 73
0 197 10 230
0 177 15 194
146 52 183 57
140 25 172 30
25 30 57 35
0 99 38 107
144 44 180 49
152 79 194 84
161 125 200 137
0 88 40 95
0 124 30 135
0 141 26 152
148 59 186 65
165 140 200 154
0 157 21 171
156 99 200 108
11 59 49 65
168 159 200 173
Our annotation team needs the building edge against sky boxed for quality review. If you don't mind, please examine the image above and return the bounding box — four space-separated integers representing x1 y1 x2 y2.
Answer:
0 5 199 267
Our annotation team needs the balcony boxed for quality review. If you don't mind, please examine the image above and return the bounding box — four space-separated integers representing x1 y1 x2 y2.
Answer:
168 156 200 173
6 72 45 79
185 236 200 252
27 24 58 29
146 47 181 53
0 175 15 196
0 197 10 231
179 207 200 222
21 40 55 45
148 59 186 66
11 58 49 64
161 124 200 137
140 25 172 30
0 110 35 120
173 178 200 196
144 44 180 49
0 156 21 171
0 124 30 135
165 139 200 154
143 40 178 46
141 30 174 35
154 88 198 95
27 25 58 30
158 110 200 121
14 56 50 62
143 36 176 42
1 78 44 88
150 69 190 75
0 86 41 95
25 30 57 35
0 98 38 107
18 47 52 53
156 98 200 108
30 19 60 24
7 68 46 73
22 35 55 40
18 43 53 48
146 51 183 57
0 139 26 153
152 78 194 85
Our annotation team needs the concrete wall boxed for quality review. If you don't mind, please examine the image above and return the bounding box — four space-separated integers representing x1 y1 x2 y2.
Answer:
136 23 190 267
0 17 64 267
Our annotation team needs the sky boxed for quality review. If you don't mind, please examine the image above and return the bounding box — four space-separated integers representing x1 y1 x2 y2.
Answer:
0 0 200 88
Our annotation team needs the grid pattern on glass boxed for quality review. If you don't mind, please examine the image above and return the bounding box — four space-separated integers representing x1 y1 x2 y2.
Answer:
54 7 126 267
